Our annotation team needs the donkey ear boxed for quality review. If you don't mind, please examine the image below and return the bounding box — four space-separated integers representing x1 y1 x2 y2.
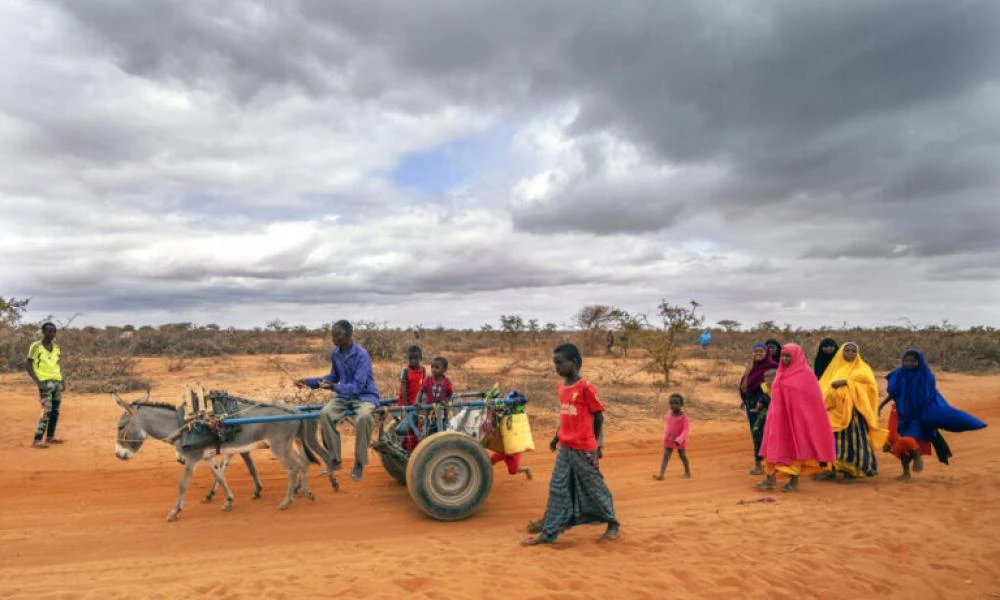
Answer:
140 389 150 404
112 393 133 412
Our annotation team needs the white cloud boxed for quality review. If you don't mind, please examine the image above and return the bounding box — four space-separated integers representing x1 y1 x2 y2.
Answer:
2 0 999 331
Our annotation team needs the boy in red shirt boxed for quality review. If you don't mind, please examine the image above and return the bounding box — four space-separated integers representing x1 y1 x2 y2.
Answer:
421 356 454 435
397 346 426 452
523 343 620 546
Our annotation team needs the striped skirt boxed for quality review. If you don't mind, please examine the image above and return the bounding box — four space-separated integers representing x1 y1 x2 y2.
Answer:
539 446 618 542
834 411 878 478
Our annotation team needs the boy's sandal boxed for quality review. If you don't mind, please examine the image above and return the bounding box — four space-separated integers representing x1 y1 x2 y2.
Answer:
45 438 65 444
32 441 49 449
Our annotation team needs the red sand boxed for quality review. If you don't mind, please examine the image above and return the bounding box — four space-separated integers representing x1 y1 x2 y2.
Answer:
1 356 998 599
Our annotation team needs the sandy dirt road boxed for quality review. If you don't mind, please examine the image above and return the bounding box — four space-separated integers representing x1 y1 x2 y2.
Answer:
1 356 997 599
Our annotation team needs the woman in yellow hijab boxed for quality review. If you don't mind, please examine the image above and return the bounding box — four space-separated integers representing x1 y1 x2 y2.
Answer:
818 342 888 480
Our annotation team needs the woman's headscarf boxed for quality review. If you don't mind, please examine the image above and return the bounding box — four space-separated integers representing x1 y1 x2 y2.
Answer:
887 349 986 439
765 338 782 364
741 342 777 396
886 350 934 438
819 342 887 445
813 337 839 379
759 343 835 465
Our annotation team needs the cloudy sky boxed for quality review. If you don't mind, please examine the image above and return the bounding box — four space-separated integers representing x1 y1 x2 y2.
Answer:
2 0 999 330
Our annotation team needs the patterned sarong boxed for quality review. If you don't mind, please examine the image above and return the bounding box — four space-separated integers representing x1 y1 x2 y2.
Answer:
539 446 618 542
834 411 878 477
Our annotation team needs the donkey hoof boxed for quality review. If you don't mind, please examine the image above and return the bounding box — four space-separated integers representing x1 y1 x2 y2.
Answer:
303 490 315 501
202 495 214 503
252 492 262 500
278 501 292 511
222 503 233 513
167 510 180 522
329 477 340 492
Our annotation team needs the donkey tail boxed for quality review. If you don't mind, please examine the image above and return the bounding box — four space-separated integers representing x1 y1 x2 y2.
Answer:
297 419 325 465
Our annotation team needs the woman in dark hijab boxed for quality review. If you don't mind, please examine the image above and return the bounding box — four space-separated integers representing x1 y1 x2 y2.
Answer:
813 338 839 379
765 339 782 364
740 342 778 475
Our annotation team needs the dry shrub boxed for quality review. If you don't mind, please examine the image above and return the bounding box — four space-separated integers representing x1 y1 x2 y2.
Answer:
694 326 1000 373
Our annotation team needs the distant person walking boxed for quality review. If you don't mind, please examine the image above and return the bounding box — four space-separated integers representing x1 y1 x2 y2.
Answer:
699 330 712 350
27 322 66 448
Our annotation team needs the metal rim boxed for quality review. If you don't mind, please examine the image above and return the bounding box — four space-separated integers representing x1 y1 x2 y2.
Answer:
425 453 479 506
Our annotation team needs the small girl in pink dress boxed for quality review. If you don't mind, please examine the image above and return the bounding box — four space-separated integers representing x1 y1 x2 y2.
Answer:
654 394 691 480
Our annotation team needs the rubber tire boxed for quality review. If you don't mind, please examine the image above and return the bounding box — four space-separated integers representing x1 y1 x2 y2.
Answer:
406 431 493 521
380 450 408 485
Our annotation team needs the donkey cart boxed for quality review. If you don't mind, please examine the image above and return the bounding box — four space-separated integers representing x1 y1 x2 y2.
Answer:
222 389 533 522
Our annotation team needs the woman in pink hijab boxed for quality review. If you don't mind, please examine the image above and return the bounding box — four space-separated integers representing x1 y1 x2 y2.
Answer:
756 343 836 492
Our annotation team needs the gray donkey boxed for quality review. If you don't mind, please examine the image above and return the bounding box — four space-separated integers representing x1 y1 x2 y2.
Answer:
113 392 327 522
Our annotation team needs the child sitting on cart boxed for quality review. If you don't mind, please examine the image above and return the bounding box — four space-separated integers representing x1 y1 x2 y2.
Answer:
421 356 454 435
397 346 426 452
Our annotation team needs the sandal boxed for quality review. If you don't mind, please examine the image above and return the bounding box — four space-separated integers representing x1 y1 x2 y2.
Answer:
32 441 49 449
45 438 65 444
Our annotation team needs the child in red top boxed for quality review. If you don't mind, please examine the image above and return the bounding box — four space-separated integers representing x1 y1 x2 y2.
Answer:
397 346 426 452
523 343 619 546
654 394 691 480
398 345 426 406
421 356 454 436
420 356 453 404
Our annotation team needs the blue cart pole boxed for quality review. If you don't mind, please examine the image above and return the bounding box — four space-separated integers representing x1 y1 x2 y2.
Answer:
223 395 527 426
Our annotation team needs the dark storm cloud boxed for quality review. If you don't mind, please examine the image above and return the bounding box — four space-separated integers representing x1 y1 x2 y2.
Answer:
5 0 999 328
48 0 351 102
295 0 1000 253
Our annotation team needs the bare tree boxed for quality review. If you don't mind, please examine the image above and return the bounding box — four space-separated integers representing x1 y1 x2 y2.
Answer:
574 304 627 353
499 315 526 351
639 299 704 385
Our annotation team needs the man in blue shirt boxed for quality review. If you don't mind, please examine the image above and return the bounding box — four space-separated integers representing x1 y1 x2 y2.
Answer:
296 320 379 481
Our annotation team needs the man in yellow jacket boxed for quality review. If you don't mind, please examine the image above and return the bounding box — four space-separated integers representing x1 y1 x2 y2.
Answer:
27 322 66 448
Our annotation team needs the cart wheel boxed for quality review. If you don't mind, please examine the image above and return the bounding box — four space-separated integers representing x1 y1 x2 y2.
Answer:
406 431 493 521
380 450 408 485
376 420 408 485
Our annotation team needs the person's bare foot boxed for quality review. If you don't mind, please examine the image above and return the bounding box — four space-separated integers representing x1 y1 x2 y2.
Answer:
897 472 912 482
912 453 924 473
653 474 664 481
523 468 533 481
749 464 763 476
599 523 620 542
32 440 48 449
521 536 553 547
683 472 692 479
756 477 776 491
527 519 544 534
781 477 799 493
812 471 836 482
45 438 65 444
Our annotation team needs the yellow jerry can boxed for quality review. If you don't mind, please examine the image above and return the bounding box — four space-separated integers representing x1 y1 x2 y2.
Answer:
499 413 535 454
